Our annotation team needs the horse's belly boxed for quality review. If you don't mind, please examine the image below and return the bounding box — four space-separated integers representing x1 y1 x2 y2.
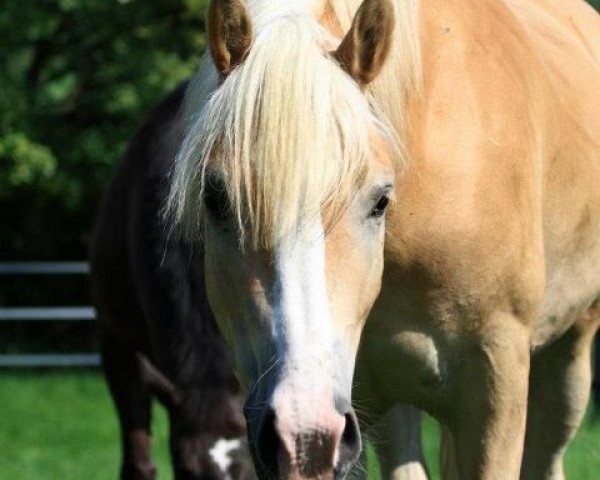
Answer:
534 249 600 348
537 151 600 346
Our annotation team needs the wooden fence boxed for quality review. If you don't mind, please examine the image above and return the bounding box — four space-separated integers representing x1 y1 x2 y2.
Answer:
0 262 100 367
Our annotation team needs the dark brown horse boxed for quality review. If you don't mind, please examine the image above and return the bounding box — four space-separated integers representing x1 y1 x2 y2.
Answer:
90 82 254 480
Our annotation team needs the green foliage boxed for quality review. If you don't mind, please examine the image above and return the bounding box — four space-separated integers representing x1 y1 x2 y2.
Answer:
0 134 56 190
0 0 207 259
0 0 599 259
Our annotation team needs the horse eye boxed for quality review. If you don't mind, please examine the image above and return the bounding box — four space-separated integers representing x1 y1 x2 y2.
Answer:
203 180 230 220
370 195 390 219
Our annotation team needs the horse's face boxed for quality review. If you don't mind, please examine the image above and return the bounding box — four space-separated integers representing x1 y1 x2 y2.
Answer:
203 147 394 480
183 0 396 478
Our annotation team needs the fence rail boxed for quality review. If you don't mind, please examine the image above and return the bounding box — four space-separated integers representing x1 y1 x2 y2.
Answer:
0 354 100 368
0 261 99 368
0 262 89 275
0 307 95 321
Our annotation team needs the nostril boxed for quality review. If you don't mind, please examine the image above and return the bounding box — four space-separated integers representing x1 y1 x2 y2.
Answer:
256 409 280 476
337 411 362 471
342 412 359 446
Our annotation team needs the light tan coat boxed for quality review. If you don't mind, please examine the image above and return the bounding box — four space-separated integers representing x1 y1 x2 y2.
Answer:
356 1 600 478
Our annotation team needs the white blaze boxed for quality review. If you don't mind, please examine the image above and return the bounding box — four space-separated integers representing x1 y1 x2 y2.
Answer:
209 438 242 479
272 221 335 410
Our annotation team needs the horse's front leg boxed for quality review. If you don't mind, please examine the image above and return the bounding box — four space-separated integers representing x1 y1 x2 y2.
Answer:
520 303 600 480
442 316 531 480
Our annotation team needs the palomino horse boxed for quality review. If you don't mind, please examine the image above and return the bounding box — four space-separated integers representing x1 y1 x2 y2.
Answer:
168 0 600 478
90 83 254 480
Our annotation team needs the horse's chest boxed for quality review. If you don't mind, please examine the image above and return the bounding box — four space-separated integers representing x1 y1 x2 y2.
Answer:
355 318 447 414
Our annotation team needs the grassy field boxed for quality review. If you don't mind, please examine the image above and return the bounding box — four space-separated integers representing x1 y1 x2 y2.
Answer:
0 372 598 479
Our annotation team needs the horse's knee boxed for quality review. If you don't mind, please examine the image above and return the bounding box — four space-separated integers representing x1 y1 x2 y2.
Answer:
450 319 530 416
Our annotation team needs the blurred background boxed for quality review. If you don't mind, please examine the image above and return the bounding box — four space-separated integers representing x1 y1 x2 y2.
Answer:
1 0 599 478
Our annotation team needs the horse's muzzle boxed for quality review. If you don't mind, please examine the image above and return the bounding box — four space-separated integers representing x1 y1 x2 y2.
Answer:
246 399 361 480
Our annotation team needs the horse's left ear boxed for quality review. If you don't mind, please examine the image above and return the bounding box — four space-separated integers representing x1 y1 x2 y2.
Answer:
333 0 395 86
207 0 253 77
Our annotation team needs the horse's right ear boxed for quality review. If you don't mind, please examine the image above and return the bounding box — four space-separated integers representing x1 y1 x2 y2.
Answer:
207 0 253 77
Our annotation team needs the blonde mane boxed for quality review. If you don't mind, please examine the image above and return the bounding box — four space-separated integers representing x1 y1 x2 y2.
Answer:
168 0 421 247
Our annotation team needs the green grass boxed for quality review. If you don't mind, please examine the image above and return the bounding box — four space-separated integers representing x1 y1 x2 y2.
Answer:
0 372 172 480
0 372 598 479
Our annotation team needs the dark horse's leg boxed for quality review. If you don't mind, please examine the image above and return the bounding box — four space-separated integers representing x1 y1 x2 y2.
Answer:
101 329 156 480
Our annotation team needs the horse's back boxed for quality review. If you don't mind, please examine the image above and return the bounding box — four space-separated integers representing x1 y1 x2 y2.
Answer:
506 0 600 57
506 0 600 131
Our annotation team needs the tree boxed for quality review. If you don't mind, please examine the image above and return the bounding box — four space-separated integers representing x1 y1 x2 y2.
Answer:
1 0 599 259
0 0 207 259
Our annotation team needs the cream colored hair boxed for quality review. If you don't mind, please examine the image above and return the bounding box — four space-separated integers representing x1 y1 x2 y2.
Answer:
168 0 420 248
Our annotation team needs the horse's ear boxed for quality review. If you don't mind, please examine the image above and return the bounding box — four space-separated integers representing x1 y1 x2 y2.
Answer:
207 0 253 77
333 0 395 86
